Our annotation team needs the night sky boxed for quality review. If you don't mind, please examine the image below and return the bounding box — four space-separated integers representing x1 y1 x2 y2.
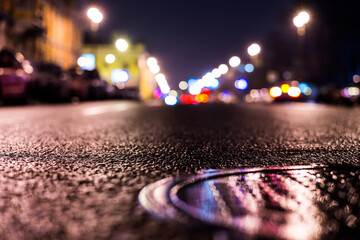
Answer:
99 0 293 87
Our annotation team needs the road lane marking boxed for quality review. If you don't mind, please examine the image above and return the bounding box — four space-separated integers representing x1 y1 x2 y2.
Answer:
83 104 129 116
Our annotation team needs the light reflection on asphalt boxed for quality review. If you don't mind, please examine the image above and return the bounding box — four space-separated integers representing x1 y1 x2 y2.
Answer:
140 166 360 239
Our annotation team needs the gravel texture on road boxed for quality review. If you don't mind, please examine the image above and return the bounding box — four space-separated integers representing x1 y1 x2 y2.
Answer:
0 101 359 240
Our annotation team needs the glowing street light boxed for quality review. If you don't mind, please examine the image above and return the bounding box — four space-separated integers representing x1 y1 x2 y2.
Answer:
212 68 221 78
293 11 310 36
218 64 229 75
105 54 115 64
115 39 129 52
146 57 158 67
150 65 160 74
87 7 103 24
229 56 241 68
247 43 261 56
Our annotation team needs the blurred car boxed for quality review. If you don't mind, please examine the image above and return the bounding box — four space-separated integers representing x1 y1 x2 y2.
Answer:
68 67 108 101
30 62 70 102
83 69 109 100
0 49 30 101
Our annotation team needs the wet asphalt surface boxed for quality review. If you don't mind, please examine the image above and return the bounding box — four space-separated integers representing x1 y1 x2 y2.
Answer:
1 100 360 240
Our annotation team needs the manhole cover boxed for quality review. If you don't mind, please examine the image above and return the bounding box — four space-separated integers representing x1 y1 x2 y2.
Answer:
139 165 360 239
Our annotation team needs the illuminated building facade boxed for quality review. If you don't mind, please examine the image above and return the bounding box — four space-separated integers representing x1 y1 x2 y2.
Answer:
0 0 85 69
81 35 157 100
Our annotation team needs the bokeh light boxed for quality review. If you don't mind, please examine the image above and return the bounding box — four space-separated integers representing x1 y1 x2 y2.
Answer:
105 54 115 64
288 87 301 98
150 65 160 74
298 11 310 24
77 54 95 70
87 7 103 24
229 56 241 68
269 87 282 98
115 39 129 52
212 68 221 78
169 90 178 97
179 81 188 90
235 78 248 90
245 63 254 73
218 64 229 74
247 43 261 56
153 88 162 99
165 96 177 106
281 84 291 93
111 69 130 83
353 75 360 83
146 57 158 67
299 83 310 94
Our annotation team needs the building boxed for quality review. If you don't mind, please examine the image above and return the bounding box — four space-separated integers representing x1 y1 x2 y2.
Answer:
81 34 157 100
0 0 86 69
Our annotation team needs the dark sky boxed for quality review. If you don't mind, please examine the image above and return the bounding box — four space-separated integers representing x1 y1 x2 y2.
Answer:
99 0 293 87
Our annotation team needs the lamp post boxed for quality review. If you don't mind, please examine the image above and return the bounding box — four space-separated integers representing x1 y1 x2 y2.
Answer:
247 43 261 67
293 11 310 36
293 11 310 81
87 7 103 31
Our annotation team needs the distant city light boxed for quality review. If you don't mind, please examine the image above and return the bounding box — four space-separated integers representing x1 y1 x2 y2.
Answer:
165 95 178 106
245 63 254 73
353 75 360 83
156 73 166 83
280 84 291 94
212 68 222 78
293 11 310 28
250 89 260 98
115 39 129 52
111 69 130 83
22 60 33 74
269 87 282 98
15 52 24 63
235 78 248 90
229 56 241 68
283 71 292 80
169 90 178 97
150 65 160 74
187 78 198 88
189 84 202 95
238 64 245 73
206 78 219 90
155 73 170 94
288 87 301 98
153 88 162 99
87 7 103 24
348 87 360 96
298 11 310 24
218 64 229 74
340 87 360 98
247 43 261 56
105 54 115 64
179 81 188 90
219 90 231 102
77 54 95 70
146 57 158 67
293 16 303 28
299 83 310 94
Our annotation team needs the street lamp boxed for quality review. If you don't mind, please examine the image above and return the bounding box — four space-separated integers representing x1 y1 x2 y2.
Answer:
87 7 103 31
293 11 310 36
229 56 241 68
115 38 129 52
247 43 261 57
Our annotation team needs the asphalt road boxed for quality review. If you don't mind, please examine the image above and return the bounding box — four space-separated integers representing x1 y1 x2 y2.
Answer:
1 100 360 240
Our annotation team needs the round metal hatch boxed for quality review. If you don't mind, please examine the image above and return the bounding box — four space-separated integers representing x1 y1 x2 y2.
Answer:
139 165 360 239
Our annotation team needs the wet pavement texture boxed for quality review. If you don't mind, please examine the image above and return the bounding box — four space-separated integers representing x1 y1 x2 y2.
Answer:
1 101 360 239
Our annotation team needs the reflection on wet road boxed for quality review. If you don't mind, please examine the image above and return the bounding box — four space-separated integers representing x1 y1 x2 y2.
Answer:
140 166 360 239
